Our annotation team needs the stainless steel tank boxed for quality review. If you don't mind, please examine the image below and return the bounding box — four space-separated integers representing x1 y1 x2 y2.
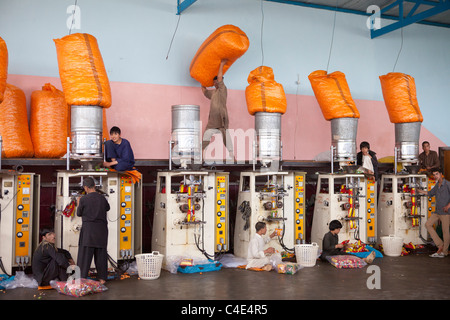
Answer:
255 112 281 164
171 105 201 165
71 105 103 158
395 121 421 162
330 117 358 162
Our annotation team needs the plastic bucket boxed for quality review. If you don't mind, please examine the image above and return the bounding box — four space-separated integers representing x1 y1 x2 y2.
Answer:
381 235 403 257
295 242 319 267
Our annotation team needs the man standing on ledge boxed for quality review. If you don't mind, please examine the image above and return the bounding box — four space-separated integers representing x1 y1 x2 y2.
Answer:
103 126 135 171
201 59 234 161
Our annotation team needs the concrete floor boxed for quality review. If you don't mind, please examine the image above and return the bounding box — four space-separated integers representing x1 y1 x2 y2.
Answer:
1 252 449 302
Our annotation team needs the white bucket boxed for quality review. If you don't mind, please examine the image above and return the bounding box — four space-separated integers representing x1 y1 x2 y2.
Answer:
381 235 404 257
295 243 319 267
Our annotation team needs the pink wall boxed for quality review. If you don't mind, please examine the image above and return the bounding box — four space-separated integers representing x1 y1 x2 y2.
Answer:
7 74 445 161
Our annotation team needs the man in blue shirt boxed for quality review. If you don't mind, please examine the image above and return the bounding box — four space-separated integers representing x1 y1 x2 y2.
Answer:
103 126 135 171
419 167 450 258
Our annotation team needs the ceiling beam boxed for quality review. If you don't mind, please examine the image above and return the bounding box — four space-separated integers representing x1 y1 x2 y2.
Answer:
177 0 197 15
265 0 450 38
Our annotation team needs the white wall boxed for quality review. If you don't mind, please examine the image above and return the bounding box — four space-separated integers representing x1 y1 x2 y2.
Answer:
1 0 449 143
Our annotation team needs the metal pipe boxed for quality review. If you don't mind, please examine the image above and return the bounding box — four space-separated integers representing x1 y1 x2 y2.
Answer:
0 135 2 171
66 137 72 170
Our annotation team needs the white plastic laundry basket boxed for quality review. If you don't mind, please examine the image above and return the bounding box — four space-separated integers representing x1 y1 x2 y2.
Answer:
295 242 319 267
381 235 403 257
135 252 164 280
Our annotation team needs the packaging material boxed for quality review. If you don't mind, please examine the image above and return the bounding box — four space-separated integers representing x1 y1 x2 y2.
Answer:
190 24 249 87
0 84 34 158
50 278 108 297
326 255 367 269
165 255 211 274
0 36 7 103
379 72 423 123
0 271 38 289
30 83 69 158
245 66 287 115
54 33 111 108
308 70 360 120
277 262 301 275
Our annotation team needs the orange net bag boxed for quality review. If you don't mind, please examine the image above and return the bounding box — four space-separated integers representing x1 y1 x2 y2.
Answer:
54 33 111 108
190 25 249 87
30 83 69 158
379 72 423 123
0 36 8 103
308 70 360 120
0 84 34 158
245 66 287 115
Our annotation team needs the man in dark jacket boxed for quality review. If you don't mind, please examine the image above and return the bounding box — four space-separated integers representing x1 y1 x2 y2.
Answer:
356 141 379 180
76 177 110 284
32 229 75 287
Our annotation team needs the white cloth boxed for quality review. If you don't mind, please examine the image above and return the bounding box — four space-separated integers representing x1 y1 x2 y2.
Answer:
362 155 374 173
246 234 273 269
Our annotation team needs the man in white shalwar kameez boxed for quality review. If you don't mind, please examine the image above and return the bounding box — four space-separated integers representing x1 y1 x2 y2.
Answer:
246 222 278 271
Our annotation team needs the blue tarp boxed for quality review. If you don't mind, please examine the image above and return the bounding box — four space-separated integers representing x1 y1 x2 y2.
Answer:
177 261 222 274
348 245 383 259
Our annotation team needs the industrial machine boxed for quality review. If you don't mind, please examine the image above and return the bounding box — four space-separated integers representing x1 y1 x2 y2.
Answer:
152 105 230 270
0 169 40 275
233 112 307 259
311 118 378 248
54 105 142 271
377 121 428 244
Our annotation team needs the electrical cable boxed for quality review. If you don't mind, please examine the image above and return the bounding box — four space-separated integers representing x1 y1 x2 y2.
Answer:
260 0 265 66
326 0 338 73
392 27 404 72
68 0 79 35
166 13 181 60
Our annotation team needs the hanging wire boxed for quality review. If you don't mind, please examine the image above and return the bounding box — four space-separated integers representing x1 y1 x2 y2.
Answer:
326 0 338 73
260 0 265 66
392 27 404 72
68 0 78 35
166 13 182 60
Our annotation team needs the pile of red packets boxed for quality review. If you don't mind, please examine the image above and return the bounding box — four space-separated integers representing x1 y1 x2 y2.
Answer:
342 240 369 253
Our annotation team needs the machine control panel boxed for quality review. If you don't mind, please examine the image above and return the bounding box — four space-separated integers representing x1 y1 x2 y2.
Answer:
215 174 228 252
14 174 34 266
119 175 133 258
427 178 436 218
366 178 376 242
294 173 306 243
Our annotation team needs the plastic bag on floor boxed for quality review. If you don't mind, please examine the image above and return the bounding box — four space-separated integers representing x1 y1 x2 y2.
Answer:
50 278 108 297
326 255 367 269
1 271 38 289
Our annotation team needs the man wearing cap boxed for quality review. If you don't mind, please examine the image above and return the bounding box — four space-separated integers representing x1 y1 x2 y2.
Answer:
76 177 110 284
32 229 75 288
201 59 234 160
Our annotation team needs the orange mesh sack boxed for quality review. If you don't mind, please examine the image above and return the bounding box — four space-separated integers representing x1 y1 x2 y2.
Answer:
308 70 360 120
190 25 249 87
245 66 287 115
0 84 34 158
102 107 109 143
379 72 423 123
30 83 69 158
0 36 8 103
54 33 111 108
